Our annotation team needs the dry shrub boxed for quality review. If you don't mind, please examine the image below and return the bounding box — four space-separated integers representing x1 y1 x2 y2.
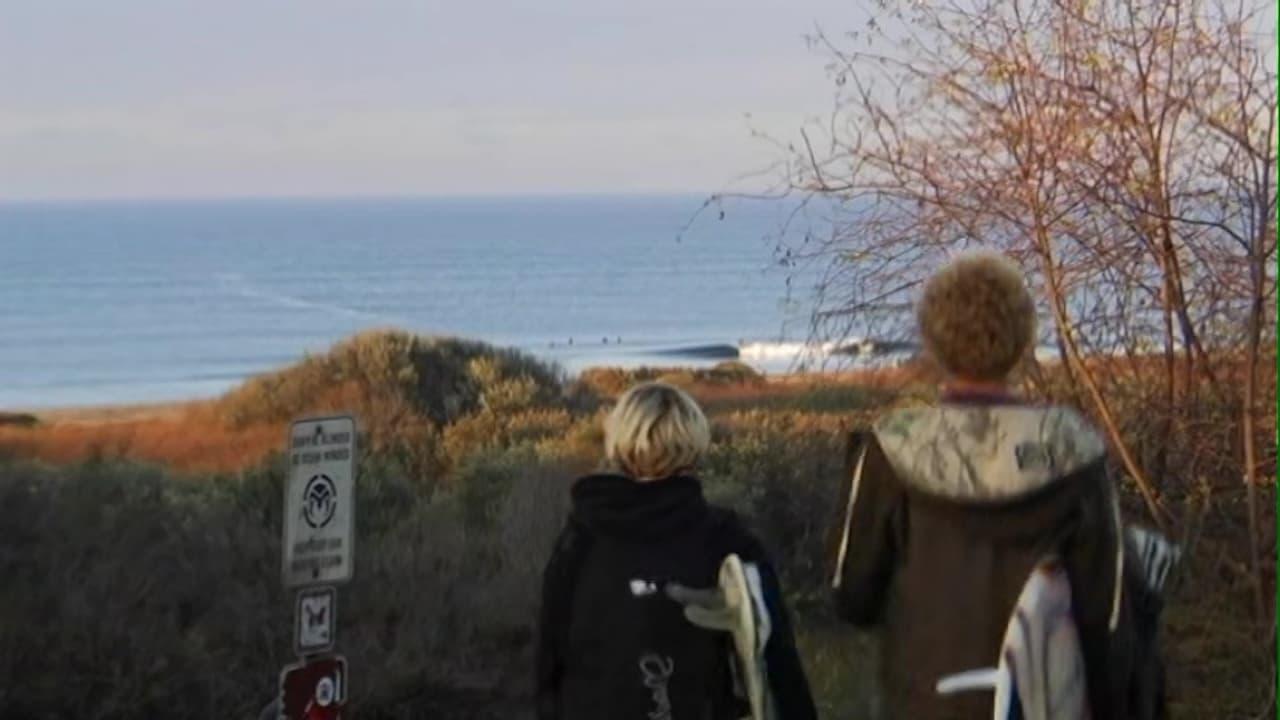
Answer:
1160 488 1278 719
215 330 562 431
574 361 765 400
0 451 577 719
344 448 583 716
702 411 851 597
0 416 283 474
573 367 635 398
533 412 607 468
0 412 37 428
0 460 291 719
1028 354 1277 507
698 382 895 417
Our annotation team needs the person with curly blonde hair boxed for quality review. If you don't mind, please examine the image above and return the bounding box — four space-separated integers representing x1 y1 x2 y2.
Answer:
831 251 1159 719
915 250 1038 384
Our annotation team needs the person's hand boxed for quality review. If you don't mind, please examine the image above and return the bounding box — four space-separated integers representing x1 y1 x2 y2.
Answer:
665 582 739 632
668 556 776 720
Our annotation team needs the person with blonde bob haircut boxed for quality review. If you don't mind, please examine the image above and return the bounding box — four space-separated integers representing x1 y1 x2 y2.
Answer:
536 382 816 720
604 382 711 481
831 251 1164 719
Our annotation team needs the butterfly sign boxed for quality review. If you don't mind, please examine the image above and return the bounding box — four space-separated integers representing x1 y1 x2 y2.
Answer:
295 586 337 656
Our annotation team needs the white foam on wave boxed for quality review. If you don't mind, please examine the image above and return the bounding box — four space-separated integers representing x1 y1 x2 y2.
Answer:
738 341 847 362
741 341 1104 373
737 339 916 372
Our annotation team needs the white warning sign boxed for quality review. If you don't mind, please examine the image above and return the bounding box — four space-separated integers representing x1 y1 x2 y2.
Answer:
283 416 356 587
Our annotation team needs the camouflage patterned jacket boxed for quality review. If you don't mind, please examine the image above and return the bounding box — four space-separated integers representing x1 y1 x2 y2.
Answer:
831 393 1140 719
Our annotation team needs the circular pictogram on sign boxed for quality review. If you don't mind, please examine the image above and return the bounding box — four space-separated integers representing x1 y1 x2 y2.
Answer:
302 474 337 529
314 676 336 707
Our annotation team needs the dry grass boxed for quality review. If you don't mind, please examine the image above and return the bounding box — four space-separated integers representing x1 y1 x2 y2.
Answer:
21 400 196 424
0 411 283 474
0 354 902 475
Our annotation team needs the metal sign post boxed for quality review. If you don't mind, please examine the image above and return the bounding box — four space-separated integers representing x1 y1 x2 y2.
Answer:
276 415 357 720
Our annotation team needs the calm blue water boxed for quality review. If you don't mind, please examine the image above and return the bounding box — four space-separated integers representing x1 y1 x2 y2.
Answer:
1 196 826 409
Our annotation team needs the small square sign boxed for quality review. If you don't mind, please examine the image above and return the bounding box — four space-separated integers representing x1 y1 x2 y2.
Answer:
278 655 346 720
294 586 337 656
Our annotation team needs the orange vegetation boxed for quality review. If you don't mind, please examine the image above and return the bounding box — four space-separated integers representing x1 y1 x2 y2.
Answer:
0 366 907 473
5 349 1266 476
0 404 285 474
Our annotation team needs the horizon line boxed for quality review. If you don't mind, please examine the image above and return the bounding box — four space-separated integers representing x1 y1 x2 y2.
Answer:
0 189 748 207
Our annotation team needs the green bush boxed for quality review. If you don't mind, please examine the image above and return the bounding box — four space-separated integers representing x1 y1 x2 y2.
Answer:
573 361 764 399
0 411 38 428
706 361 765 385
0 460 290 719
702 413 848 599
0 455 569 719
216 329 563 436
453 446 533 531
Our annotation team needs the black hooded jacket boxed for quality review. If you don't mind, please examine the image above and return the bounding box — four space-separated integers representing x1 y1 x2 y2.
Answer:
832 396 1142 719
536 473 817 720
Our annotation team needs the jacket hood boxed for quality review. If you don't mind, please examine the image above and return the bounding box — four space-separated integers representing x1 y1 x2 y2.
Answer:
570 473 709 541
872 402 1106 503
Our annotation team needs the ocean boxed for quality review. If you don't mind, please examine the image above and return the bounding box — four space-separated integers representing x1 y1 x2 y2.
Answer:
2 195 856 409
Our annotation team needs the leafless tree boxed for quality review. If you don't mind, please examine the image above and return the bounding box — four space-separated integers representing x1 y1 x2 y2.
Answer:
750 0 1275 617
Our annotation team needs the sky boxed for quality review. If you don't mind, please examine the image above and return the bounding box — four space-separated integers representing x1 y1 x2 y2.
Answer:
0 1 871 201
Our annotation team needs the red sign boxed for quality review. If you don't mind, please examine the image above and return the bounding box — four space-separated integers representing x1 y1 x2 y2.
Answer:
278 655 347 720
